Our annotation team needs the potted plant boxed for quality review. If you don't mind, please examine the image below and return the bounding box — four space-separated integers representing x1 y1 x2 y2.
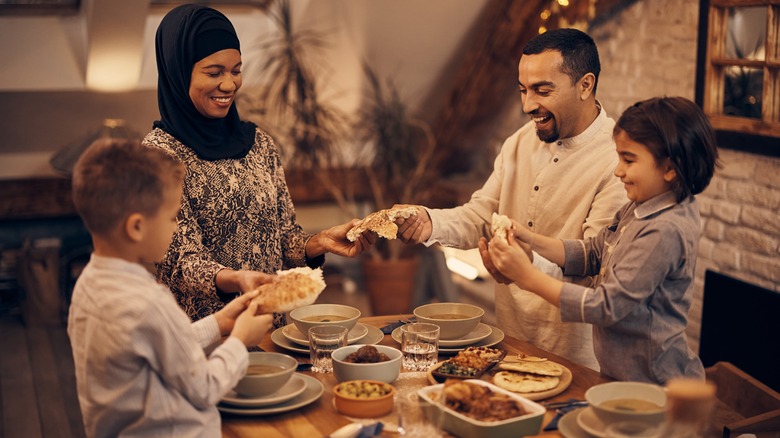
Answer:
351 63 438 314
241 0 439 314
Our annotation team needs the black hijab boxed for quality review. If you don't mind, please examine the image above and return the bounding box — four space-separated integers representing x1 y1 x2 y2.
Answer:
153 4 255 161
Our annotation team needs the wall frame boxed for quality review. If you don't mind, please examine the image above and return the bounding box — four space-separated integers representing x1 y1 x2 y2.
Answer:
695 0 780 157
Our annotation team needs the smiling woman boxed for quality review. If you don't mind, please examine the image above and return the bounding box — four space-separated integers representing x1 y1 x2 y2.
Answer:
142 3 374 327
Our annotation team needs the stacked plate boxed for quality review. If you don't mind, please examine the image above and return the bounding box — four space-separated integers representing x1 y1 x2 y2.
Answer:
271 323 385 354
218 373 324 416
390 322 505 354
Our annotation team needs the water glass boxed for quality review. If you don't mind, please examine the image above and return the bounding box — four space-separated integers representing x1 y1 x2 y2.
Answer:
308 325 348 373
400 323 440 371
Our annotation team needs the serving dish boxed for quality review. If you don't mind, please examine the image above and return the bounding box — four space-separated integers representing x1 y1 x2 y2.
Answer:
221 373 307 408
417 379 546 438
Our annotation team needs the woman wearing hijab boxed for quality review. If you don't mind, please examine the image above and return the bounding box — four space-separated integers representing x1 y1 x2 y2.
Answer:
143 4 373 327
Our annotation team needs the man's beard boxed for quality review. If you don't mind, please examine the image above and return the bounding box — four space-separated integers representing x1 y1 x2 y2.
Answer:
535 125 560 143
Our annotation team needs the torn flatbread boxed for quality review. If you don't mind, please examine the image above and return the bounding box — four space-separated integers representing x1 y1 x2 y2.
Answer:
493 371 561 393
251 267 326 313
491 212 512 243
346 207 419 242
498 360 564 377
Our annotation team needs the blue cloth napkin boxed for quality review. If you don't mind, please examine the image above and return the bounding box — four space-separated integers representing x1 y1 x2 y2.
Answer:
358 422 383 437
543 399 586 431
379 317 416 334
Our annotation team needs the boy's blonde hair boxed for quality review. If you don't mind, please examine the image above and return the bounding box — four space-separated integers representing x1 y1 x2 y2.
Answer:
72 138 185 236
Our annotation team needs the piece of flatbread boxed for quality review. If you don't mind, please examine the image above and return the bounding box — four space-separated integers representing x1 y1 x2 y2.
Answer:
346 207 419 242
491 212 512 243
251 267 326 313
493 370 561 393
498 360 564 377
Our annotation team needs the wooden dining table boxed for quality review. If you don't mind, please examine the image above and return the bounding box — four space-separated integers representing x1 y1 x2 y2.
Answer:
221 315 613 438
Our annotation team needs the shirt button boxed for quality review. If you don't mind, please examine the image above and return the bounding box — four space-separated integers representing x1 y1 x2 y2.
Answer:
528 221 533 227
553 157 559 162
534 186 539 191
557 141 562 146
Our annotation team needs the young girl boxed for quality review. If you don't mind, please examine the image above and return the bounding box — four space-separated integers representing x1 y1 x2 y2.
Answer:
487 96 719 383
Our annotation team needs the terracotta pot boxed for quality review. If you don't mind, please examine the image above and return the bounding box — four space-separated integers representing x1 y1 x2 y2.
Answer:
362 256 419 315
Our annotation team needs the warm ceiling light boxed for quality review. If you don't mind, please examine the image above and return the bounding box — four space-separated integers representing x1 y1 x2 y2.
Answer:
558 0 570 6
541 9 551 20
538 26 548 34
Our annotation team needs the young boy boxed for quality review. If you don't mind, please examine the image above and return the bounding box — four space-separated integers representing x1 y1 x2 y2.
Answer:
487 97 719 384
68 138 273 437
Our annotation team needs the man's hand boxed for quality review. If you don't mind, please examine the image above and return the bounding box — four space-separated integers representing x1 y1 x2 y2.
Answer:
393 204 432 244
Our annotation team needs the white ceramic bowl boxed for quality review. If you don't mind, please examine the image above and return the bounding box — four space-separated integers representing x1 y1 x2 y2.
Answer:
413 302 484 340
331 344 402 383
417 379 546 438
289 304 361 338
585 381 667 426
233 352 297 398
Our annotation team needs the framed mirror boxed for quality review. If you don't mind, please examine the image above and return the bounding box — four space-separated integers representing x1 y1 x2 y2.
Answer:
695 0 780 157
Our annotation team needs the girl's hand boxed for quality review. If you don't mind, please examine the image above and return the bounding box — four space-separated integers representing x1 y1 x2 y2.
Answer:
488 231 534 285
478 237 513 284
510 219 535 247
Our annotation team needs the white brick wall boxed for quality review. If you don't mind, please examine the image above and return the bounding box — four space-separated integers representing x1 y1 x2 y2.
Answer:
591 0 780 353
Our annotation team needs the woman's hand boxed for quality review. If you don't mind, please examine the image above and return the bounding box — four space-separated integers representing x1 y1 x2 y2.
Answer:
216 268 275 295
307 219 377 258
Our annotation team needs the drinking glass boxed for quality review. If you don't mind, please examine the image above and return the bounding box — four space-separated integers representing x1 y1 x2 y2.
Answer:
308 325 348 373
400 323 440 371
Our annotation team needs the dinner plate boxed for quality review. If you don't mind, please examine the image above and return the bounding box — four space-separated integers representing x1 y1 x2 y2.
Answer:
281 323 369 346
391 324 505 354
217 374 323 416
425 360 573 401
221 373 307 408
576 406 608 438
272 324 384 355
438 323 492 347
558 407 591 438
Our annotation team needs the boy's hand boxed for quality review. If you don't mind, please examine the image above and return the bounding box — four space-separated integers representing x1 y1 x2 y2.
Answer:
231 300 274 347
215 291 259 335
394 205 432 244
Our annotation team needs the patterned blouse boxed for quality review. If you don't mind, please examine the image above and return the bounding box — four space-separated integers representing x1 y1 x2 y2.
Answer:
143 127 320 325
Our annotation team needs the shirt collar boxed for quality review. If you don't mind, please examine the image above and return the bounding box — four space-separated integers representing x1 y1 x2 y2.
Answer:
89 254 156 280
557 100 607 148
634 191 678 219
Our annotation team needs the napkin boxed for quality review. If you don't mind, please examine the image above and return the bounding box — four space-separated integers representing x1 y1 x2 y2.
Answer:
329 421 383 438
379 317 416 334
543 399 586 431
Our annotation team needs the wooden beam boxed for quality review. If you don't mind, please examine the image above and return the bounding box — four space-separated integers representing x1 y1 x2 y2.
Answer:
430 0 548 175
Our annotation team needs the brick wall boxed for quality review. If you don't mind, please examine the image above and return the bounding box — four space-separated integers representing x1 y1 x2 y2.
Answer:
591 0 780 353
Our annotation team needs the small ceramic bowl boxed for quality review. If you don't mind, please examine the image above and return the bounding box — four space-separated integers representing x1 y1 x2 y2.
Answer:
333 380 395 418
289 304 361 338
233 352 298 398
413 302 484 340
585 381 667 426
331 344 402 383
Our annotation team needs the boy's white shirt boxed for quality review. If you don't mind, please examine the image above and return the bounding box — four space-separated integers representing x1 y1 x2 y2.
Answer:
68 254 248 438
